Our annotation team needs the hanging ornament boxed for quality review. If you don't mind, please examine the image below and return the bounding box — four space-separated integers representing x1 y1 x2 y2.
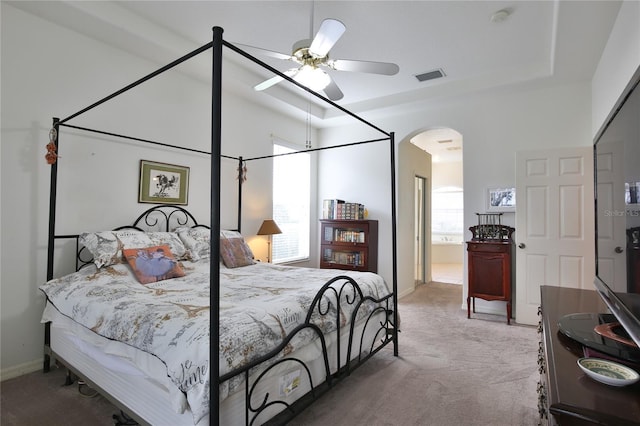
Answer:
45 128 59 164
237 163 248 182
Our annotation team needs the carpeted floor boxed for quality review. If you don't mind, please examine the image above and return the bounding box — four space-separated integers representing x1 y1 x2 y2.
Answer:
292 281 539 426
0 282 539 426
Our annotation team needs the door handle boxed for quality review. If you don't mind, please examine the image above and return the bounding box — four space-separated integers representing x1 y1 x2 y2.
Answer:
518 243 526 249
615 246 624 254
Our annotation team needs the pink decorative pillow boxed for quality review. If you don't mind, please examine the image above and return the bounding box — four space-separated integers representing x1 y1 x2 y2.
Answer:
219 231 254 268
123 245 185 284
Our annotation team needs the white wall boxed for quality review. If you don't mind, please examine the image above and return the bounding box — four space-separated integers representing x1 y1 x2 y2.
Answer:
316 126 397 285
592 0 640 137
398 141 433 294
0 4 307 378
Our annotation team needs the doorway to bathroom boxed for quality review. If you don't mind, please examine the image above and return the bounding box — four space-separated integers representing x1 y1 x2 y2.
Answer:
411 128 464 285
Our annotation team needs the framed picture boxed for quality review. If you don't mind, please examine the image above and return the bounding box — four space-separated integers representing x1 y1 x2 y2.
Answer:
487 187 516 212
626 182 640 206
138 160 189 205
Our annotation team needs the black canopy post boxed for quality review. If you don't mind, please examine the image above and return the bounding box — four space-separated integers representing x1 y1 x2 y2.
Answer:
237 156 243 233
389 132 399 356
210 25 223 426
44 117 60 373
46 117 60 282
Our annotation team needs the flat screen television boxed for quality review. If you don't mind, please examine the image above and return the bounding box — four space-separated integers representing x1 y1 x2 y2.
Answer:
594 65 640 349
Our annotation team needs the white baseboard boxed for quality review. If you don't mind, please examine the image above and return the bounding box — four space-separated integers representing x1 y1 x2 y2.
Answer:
460 301 510 319
397 286 415 300
1 358 42 382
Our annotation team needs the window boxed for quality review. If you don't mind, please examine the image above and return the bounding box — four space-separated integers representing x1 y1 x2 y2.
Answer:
432 186 464 243
272 143 310 263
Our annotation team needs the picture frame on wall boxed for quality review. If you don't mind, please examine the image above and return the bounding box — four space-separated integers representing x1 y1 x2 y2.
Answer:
626 182 640 206
487 187 516 212
138 160 189 205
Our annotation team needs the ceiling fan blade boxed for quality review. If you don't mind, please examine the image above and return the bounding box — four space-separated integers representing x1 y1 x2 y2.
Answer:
233 42 293 61
309 19 346 58
254 75 284 91
254 69 299 91
329 59 400 75
323 77 344 101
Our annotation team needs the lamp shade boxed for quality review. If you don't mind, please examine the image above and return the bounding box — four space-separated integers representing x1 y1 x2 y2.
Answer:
257 219 282 236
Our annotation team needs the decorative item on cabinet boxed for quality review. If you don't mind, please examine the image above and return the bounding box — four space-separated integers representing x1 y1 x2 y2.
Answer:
467 213 515 324
320 219 378 273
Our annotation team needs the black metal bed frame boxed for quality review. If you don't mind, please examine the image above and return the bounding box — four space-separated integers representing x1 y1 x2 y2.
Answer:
44 26 399 426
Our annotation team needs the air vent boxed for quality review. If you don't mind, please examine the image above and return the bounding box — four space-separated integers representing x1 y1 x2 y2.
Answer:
415 69 445 82
437 139 453 144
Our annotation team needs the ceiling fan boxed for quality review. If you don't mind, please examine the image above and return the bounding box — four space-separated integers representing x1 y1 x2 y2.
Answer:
237 19 399 101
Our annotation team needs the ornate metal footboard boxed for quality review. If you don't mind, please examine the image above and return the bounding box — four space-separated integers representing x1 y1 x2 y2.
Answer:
220 275 397 425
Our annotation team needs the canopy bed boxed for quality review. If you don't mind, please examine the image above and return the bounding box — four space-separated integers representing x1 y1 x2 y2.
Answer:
41 27 398 426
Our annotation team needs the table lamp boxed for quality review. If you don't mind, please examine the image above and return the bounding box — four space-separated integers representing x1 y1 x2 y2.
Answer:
257 219 282 263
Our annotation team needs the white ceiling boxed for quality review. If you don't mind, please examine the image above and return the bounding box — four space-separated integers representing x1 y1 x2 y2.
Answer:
411 128 464 164
10 0 622 159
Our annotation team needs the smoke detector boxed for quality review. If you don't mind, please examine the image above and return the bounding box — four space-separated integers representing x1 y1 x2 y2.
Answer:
491 8 512 23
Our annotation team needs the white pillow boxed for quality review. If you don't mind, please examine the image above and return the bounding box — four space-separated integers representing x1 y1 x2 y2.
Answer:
79 231 120 269
175 227 211 261
79 230 153 268
146 232 188 260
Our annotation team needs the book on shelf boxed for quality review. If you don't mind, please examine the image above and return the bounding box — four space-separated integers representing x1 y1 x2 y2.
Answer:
324 249 365 266
322 199 365 220
334 229 365 243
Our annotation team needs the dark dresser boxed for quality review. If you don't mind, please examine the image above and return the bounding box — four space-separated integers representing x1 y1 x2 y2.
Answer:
538 285 640 425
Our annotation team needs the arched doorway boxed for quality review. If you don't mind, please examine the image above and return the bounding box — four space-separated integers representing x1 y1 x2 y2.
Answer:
410 128 464 285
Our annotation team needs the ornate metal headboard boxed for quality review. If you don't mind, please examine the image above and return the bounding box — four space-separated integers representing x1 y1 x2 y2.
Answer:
129 205 203 231
55 205 208 272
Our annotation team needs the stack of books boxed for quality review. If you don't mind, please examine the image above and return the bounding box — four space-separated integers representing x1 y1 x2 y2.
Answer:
322 199 365 220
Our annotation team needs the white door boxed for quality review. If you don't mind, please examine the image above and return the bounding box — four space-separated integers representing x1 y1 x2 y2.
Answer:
595 140 627 292
515 147 595 325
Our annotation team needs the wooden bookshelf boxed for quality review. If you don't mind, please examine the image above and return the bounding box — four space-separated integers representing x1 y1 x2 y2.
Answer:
320 219 378 273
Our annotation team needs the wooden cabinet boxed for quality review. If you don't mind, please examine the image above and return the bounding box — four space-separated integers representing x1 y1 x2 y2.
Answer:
538 286 640 425
466 224 514 324
320 219 378 273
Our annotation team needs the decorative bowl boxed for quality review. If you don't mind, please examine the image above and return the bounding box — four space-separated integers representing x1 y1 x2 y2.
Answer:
577 357 640 387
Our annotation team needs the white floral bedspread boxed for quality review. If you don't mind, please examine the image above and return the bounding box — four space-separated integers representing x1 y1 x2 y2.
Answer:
39 261 391 425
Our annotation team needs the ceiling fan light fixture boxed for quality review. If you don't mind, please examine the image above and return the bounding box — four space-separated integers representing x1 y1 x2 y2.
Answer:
294 65 331 91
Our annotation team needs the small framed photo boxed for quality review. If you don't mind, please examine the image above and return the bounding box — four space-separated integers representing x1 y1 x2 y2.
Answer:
626 182 640 206
138 160 189 205
487 187 516 212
